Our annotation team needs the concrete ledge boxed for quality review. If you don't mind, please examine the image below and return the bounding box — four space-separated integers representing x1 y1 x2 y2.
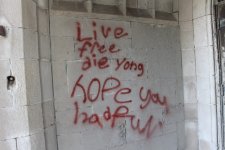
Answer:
51 1 177 26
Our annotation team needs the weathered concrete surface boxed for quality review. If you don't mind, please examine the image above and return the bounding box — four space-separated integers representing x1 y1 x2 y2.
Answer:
50 14 184 150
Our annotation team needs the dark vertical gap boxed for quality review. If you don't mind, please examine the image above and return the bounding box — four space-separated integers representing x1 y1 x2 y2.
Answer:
15 138 18 150
217 5 224 150
215 3 225 149
212 3 220 150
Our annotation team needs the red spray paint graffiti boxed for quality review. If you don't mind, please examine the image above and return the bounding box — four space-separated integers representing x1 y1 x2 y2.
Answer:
70 20 170 139
71 74 169 139
76 21 144 77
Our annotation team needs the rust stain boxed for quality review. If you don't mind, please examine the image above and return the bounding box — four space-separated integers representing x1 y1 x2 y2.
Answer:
0 26 6 37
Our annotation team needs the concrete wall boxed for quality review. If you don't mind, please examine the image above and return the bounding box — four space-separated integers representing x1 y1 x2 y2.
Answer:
55 0 174 13
3 0 219 149
0 0 46 150
179 0 217 149
50 12 184 149
0 0 185 149
0 0 58 150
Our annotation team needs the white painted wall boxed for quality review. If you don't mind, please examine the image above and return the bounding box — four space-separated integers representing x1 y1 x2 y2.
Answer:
179 0 217 149
1 0 218 150
0 0 46 150
50 12 184 149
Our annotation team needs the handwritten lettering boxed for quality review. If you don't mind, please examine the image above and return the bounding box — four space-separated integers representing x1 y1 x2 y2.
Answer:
115 58 144 77
75 21 143 77
76 21 128 40
71 74 169 139
71 20 170 139
74 101 163 138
